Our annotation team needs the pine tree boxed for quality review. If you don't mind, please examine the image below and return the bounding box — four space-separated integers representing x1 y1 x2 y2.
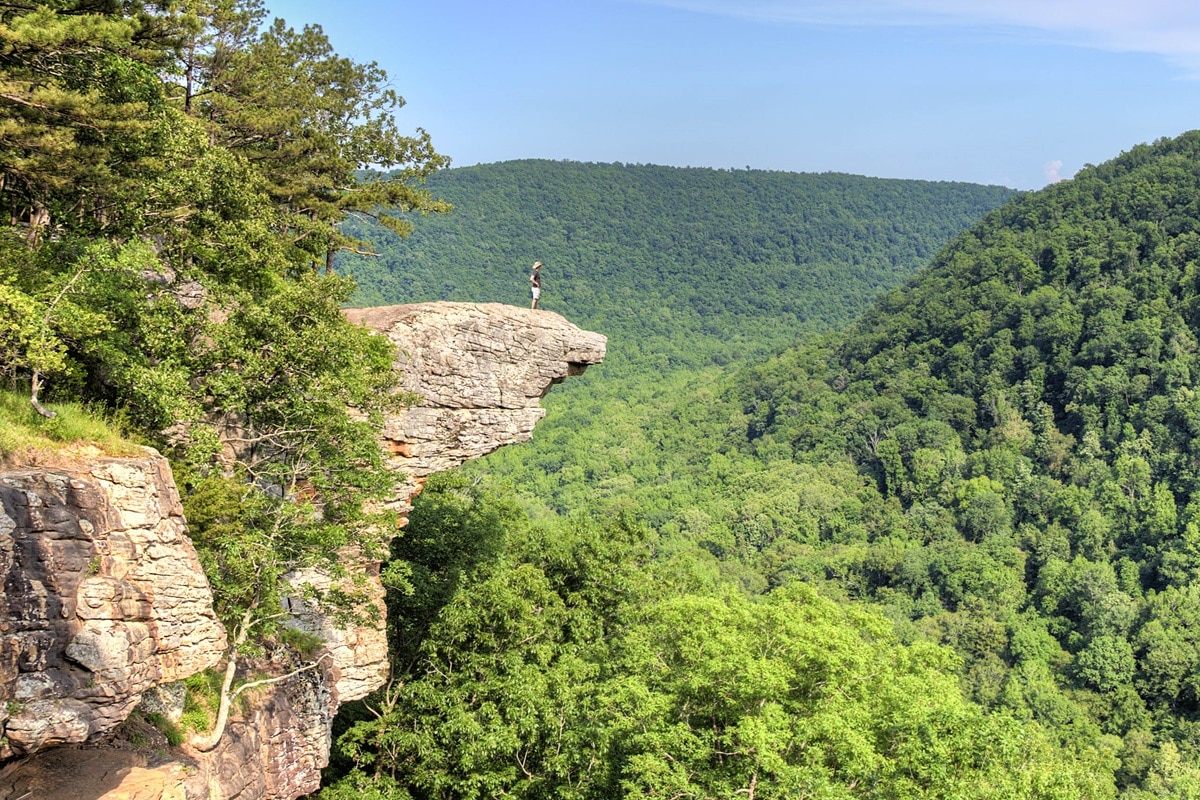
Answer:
178 0 450 269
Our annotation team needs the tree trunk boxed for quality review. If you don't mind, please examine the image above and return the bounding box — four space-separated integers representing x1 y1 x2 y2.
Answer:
191 647 240 751
190 604 327 752
30 371 55 419
26 202 48 245
191 605 255 752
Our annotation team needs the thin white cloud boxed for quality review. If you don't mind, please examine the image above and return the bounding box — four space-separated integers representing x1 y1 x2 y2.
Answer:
1043 159 1066 183
632 0 1200 75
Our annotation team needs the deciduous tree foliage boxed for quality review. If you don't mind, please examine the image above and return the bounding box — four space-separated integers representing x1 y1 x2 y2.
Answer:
0 0 446 751
327 478 1115 800
705 134 1200 789
16 1 1200 793
332 132 1200 796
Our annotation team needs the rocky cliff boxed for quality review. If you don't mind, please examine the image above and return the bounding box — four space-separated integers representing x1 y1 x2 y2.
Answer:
0 454 227 758
290 302 607 709
0 303 605 799
348 302 607 478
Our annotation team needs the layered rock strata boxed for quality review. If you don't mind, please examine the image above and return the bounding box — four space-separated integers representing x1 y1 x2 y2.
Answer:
313 302 607 700
0 646 334 800
0 453 227 758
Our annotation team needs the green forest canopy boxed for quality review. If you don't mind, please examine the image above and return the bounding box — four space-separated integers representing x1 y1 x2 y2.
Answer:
326 133 1200 799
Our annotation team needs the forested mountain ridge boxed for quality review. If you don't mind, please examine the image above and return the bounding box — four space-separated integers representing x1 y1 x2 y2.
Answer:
340 158 1019 584
718 130 1200 792
335 157 1019 578
745 129 1200 551
341 159 1015 374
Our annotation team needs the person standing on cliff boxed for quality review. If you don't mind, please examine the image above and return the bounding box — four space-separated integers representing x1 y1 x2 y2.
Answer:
530 261 542 309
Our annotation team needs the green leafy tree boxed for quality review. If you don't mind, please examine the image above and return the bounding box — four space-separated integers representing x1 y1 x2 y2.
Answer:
0 0 179 239
385 472 518 671
328 481 1116 799
178 272 403 749
1074 635 1137 693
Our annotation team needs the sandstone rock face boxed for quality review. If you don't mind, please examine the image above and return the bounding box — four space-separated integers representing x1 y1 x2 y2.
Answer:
0 647 332 800
281 558 388 707
315 302 606 702
0 453 226 758
0 749 193 800
177 648 335 800
346 301 607 480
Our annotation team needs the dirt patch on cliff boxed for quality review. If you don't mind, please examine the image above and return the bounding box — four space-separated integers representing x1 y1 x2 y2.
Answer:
0 720 195 800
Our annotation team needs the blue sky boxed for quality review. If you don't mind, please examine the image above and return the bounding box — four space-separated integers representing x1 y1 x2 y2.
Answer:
266 0 1200 189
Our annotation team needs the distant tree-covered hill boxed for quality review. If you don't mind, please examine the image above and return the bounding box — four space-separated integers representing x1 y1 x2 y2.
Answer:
326 150 1200 797
339 158 1018 584
341 160 1015 375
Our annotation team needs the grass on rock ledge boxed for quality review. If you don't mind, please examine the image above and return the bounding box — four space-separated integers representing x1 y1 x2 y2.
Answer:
0 389 143 468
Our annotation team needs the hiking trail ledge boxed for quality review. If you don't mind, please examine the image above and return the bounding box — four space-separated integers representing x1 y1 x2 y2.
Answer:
0 302 606 800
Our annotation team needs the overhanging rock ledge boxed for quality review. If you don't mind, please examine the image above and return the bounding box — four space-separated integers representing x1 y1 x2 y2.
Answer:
303 302 607 707
346 301 608 516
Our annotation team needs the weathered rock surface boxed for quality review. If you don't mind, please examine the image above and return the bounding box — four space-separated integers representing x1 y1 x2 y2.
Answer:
213 303 604 799
347 301 607 477
0 748 192 800
175 647 336 800
316 302 606 701
0 453 226 758
280 558 388 708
